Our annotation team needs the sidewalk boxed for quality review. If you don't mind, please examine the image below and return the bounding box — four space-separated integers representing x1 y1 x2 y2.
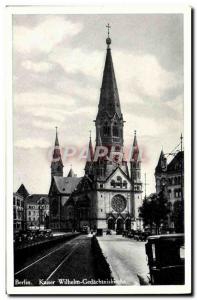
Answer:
97 234 149 285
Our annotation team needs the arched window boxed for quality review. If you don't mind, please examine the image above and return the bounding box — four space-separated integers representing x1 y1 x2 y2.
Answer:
123 181 127 189
117 176 122 182
103 122 110 136
113 124 119 137
111 180 116 188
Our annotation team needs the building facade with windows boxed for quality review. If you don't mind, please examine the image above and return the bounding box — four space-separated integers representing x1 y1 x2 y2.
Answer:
49 33 143 232
13 184 29 233
25 194 49 229
155 150 184 230
13 192 25 232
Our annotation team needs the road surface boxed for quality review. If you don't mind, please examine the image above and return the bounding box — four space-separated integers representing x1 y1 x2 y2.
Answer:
14 234 96 286
97 234 149 285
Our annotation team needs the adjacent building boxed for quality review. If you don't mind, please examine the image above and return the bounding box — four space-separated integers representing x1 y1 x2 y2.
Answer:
13 184 29 233
155 149 184 230
25 194 49 229
49 33 143 232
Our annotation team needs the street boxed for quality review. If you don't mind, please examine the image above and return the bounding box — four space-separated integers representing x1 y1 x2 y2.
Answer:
97 234 149 285
14 235 96 286
14 233 149 286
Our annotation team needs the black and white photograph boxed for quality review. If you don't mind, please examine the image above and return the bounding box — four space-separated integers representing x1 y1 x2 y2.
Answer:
6 5 192 295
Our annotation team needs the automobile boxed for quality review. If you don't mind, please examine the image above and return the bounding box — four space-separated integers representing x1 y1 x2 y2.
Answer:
122 230 128 237
82 225 89 234
116 229 122 235
127 230 135 238
145 234 185 285
138 232 150 241
106 229 111 235
96 228 103 236
134 231 142 241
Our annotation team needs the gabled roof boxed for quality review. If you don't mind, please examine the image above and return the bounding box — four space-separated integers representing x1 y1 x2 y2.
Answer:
104 166 130 183
26 194 49 205
167 151 184 173
53 176 82 194
155 150 166 173
16 184 29 199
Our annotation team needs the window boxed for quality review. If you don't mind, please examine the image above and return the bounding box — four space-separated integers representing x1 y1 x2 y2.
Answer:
111 180 116 188
17 199 20 206
113 125 119 137
13 197 15 205
103 122 110 136
28 211 31 216
174 177 178 185
100 184 103 188
123 181 127 189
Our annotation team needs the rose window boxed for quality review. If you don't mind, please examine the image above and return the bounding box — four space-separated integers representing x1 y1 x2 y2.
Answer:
111 195 126 213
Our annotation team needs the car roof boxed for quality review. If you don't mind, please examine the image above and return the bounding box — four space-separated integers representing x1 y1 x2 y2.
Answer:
147 233 184 241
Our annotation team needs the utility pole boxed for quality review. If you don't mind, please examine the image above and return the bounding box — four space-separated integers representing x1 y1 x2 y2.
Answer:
143 173 149 199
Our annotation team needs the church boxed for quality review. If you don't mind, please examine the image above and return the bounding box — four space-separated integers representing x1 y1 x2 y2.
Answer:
49 29 143 232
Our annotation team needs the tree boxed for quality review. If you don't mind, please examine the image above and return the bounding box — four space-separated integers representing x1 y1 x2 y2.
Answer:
172 200 184 233
139 190 170 234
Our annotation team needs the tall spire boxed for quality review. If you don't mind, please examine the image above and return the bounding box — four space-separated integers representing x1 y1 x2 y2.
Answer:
55 126 59 146
96 25 122 119
88 131 94 161
130 130 141 162
51 127 63 178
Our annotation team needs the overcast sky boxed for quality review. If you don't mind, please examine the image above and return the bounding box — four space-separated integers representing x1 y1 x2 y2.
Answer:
13 13 184 196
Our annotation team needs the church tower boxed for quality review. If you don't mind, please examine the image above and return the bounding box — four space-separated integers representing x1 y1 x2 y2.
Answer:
51 127 64 178
93 25 128 178
130 131 143 229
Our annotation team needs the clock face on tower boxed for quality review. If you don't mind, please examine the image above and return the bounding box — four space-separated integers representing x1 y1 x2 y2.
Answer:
111 195 127 213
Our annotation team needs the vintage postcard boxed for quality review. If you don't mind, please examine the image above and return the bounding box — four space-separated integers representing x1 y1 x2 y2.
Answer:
6 5 192 295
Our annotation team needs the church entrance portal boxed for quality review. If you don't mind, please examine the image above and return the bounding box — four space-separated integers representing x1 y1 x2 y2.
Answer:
108 218 115 230
116 218 124 231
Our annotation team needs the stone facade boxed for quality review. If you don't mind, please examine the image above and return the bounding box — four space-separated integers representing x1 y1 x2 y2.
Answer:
25 194 49 229
13 192 24 233
155 150 184 230
49 34 143 232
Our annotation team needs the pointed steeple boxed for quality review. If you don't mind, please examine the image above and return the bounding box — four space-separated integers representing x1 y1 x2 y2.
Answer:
130 131 142 185
85 132 94 175
130 130 141 162
155 149 167 173
67 166 75 177
51 127 63 178
97 29 122 119
87 131 94 161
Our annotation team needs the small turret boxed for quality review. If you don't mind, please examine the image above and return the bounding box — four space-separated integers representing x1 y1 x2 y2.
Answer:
85 132 94 175
51 127 64 178
130 130 141 184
